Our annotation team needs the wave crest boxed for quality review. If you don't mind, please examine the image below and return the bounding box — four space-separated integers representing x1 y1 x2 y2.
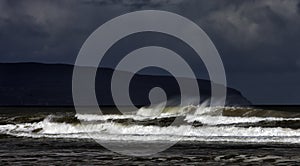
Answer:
1 106 300 143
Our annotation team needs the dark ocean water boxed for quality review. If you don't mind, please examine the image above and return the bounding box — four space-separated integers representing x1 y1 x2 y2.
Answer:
1 136 300 165
1 106 300 165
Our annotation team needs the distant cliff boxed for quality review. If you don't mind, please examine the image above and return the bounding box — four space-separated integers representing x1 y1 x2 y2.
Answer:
0 63 251 106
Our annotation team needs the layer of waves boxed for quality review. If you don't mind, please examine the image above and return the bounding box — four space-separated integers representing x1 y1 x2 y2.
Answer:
1 106 300 143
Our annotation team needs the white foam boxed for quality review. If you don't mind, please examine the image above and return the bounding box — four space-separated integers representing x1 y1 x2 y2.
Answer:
2 105 300 144
2 117 300 143
76 114 147 121
185 115 300 125
75 105 215 122
75 107 187 121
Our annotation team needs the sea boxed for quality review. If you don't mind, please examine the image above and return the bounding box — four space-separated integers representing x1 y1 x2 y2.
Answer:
1 106 300 165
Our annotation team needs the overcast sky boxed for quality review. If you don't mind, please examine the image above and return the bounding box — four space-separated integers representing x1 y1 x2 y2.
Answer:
0 0 300 104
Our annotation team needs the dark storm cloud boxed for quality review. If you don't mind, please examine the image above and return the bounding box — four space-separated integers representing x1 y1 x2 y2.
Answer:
162 0 300 73
1 0 299 70
0 0 300 104
82 0 182 8
0 0 77 62
0 0 179 62
196 0 300 72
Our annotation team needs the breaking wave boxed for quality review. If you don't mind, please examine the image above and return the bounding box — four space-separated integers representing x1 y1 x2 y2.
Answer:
1 105 300 143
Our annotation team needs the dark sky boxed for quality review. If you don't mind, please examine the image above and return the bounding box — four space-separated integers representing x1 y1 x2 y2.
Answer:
0 0 300 104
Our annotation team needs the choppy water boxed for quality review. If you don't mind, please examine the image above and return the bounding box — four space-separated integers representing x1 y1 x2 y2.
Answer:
1 135 300 165
1 106 300 164
2 106 300 143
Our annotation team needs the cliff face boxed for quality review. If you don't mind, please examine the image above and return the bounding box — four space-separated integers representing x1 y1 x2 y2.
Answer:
0 63 251 106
